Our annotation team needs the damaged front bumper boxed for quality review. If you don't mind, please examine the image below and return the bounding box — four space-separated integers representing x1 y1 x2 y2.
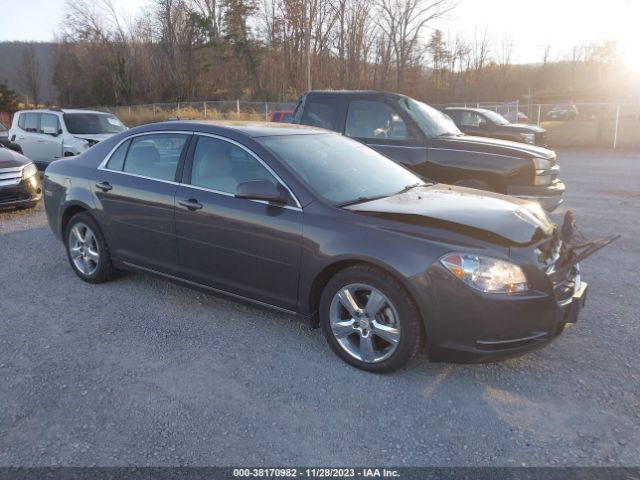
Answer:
421 220 618 363
422 263 588 363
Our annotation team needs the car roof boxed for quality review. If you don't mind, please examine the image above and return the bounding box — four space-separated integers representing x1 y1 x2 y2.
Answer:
137 120 331 138
15 108 112 115
304 90 405 99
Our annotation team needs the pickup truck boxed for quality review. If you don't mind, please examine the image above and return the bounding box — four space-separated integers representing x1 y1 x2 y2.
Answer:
292 91 565 211
443 107 547 147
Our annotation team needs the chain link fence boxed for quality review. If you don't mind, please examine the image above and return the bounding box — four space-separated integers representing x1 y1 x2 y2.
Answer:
102 101 297 127
102 99 640 149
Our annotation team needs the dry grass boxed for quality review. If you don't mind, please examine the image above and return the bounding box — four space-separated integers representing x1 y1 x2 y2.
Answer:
116 106 270 127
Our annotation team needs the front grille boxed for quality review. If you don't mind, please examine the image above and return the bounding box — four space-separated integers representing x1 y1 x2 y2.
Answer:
0 192 29 204
0 167 22 187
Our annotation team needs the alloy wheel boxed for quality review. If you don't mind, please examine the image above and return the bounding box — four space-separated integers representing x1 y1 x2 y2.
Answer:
68 222 100 276
329 283 401 363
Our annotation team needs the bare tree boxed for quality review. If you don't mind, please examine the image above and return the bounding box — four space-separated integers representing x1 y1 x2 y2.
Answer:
496 36 513 97
19 44 42 107
470 25 490 100
374 0 455 90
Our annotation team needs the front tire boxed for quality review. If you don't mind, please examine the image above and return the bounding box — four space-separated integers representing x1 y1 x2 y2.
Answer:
319 265 423 373
65 212 115 283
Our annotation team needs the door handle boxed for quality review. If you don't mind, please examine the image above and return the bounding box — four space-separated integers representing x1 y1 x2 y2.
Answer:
178 198 203 211
95 181 113 192
17 135 25 140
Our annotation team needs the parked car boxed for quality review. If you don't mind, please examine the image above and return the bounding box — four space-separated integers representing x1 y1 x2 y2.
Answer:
292 91 565 211
546 104 578 120
503 110 529 123
43 121 613 372
270 110 294 123
444 107 547 146
0 121 23 153
9 108 127 170
0 143 41 209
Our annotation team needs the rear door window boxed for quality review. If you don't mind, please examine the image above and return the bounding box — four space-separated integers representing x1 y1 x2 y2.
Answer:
300 98 340 130
122 133 188 181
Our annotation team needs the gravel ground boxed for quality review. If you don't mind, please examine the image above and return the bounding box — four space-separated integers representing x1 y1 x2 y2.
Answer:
0 150 639 467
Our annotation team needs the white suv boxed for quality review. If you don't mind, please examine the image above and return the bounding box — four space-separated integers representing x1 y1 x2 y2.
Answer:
8 109 127 169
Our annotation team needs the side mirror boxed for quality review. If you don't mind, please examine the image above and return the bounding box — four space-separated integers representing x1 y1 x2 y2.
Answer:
42 126 59 136
478 121 488 130
235 180 287 205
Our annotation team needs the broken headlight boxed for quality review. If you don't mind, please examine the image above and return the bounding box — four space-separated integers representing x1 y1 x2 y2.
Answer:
21 162 38 180
440 254 529 294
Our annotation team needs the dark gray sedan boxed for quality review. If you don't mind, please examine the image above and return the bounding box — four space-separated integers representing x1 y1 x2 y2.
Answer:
43 121 597 372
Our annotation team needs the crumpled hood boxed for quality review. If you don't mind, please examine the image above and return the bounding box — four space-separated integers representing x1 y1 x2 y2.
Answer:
72 133 117 143
346 184 555 245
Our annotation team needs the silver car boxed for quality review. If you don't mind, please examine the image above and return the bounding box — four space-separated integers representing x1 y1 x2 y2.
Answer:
8 108 127 169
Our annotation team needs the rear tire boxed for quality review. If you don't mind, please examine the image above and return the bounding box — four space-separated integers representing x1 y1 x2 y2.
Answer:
65 212 116 284
319 265 423 373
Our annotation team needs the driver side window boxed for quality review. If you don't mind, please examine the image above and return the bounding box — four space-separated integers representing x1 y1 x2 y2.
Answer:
40 114 60 135
460 111 483 127
345 101 408 141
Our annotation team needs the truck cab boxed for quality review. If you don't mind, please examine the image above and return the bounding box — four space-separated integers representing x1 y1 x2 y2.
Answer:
292 91 565 211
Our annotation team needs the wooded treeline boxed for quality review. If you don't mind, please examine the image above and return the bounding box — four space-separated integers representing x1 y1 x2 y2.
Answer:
6 0 640 109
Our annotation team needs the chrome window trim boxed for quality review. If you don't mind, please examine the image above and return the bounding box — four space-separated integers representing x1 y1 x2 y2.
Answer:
96 130 303 211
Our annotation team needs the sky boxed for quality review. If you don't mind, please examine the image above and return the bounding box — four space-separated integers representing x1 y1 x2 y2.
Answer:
0 0 639 70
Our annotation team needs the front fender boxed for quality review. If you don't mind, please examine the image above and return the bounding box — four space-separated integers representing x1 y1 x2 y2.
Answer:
424 147 533 191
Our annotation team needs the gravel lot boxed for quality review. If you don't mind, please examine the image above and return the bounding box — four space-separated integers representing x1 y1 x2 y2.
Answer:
0 149 639 467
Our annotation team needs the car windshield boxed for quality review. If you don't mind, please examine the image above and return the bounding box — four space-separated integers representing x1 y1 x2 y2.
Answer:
482 110 510 125
399 98 462 138
257 133 425 206
63 113 126 135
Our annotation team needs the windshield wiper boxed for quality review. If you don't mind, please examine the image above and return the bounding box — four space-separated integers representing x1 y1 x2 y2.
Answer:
395 182 424 194
437 132 462 138
336 184 425 208
335 195 390 208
